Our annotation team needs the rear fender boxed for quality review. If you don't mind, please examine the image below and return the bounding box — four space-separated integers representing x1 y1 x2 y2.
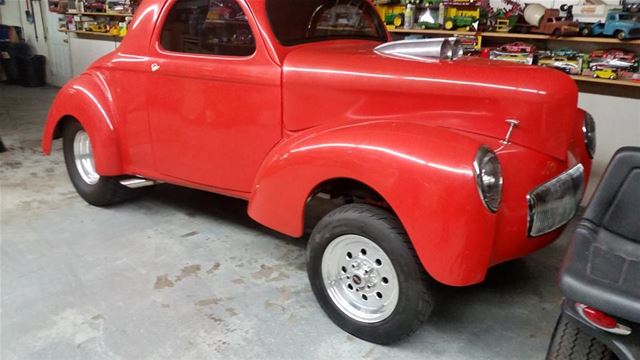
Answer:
41 72 123 175
248 121 497 285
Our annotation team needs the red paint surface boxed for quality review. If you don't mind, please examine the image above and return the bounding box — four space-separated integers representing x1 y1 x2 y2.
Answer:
42 0 592 286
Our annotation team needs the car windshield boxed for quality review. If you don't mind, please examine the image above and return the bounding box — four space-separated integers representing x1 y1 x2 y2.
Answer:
266 0 387 46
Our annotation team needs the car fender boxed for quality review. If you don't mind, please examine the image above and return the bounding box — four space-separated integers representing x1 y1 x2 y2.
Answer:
248 121 498 285
41 71 123 175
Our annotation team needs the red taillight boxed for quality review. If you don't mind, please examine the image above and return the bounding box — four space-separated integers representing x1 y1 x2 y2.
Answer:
576 303 632 335
581 305 617 329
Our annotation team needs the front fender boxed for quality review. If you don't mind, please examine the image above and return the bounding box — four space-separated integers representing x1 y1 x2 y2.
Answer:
248 121 497 285
41 72 123 175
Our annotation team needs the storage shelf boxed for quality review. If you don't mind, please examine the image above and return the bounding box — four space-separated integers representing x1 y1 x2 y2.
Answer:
390 29 640 45
65 12 133 16
60 29 124 39
571 75 640 87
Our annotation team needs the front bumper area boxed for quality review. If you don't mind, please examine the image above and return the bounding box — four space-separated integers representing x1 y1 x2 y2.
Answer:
527 164 585 237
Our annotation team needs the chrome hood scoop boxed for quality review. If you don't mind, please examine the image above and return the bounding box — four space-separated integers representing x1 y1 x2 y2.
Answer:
374 38 463 62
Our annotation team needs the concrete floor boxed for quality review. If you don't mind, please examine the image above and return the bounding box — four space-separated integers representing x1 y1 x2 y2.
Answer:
1 84 577 359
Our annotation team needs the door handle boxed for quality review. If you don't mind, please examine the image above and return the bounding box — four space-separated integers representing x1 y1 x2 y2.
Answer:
151 63 160 72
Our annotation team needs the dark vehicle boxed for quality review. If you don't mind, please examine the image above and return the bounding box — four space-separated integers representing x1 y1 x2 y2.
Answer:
547 147 640 360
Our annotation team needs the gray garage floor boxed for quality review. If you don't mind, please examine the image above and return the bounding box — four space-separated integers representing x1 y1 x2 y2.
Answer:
1 84 576 359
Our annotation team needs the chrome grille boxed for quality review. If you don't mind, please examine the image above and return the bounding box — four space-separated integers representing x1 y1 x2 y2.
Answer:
528 164 585 237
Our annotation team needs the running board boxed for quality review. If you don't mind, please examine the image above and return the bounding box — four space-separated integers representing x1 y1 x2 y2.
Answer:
120 178 158 189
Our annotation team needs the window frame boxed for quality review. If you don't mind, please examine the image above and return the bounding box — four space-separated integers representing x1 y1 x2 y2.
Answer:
153 0 260 60
265 0 388 47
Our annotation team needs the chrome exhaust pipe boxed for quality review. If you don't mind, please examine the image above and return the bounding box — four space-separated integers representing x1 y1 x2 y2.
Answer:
374 37 463 61
120 177 158 189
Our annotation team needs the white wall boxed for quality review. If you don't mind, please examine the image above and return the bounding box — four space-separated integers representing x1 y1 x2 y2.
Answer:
0 0 50 56
580 93 640 197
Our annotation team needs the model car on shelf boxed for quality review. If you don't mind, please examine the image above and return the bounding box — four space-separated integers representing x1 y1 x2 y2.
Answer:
581 10 640 40
42 0 594 345
498 41 537 53
538 55 582 75
552 47 579 57
589 49 639 71
592 67 619 79
489 49 535 64
547 147 640 360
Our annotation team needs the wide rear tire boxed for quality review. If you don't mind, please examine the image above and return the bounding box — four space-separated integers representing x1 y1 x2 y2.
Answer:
546 313 615 360
63 121 145 206
307 203 435 344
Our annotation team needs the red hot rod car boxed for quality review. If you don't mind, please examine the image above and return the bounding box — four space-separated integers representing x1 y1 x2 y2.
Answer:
42 0 595 344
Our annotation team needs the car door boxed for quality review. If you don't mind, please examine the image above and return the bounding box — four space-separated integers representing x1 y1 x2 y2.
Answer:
147 0 281 193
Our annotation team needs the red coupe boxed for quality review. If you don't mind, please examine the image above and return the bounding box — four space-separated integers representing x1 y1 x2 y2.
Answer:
498 41 537 53
42 0 594 344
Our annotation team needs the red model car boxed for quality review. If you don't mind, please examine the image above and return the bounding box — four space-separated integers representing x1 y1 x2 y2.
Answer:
42 0 594 344
498 41 537 53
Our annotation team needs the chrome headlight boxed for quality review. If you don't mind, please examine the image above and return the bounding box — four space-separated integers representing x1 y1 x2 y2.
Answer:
583 112 596 159
473 146 503 213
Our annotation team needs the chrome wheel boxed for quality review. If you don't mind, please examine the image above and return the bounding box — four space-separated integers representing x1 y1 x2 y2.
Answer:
73 130 99 185
321 234 399 323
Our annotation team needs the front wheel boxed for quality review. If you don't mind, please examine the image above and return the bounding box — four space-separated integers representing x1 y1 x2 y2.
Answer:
307 204 435 344
546 313 615 360
63 121 146 206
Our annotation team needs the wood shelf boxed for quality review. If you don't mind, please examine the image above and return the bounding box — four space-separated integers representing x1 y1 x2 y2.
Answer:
390 29 640 45
65 12 133 17
571 75 640 87
60 29 124 39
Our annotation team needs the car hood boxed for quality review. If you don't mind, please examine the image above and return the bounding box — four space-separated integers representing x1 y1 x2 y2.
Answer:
281 41 580 160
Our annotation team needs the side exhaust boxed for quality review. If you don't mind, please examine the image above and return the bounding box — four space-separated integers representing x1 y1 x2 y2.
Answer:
120 177 158 189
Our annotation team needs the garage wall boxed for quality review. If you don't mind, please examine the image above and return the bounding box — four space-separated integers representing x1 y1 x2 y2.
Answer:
0 0 50 56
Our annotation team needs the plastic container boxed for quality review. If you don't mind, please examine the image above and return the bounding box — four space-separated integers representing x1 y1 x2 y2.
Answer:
0 42 31 84
18 55 46 87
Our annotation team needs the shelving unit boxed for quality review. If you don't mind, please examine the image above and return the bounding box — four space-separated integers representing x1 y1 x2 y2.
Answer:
571 75 640 87
60 29 124 39
66 12 133 17
390 29 640 45
390 28 640 89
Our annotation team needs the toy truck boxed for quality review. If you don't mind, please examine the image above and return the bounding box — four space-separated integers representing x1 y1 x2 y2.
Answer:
583 10 640 39
524 4 580 35
443 0 480 30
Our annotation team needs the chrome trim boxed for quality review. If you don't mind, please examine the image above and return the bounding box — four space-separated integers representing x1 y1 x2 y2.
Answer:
500 119 520 144
374 37 462 61
473 146 503 213
73 130 100 185
582 112 596 159
119 178 157 189
576 303 632 336
527 164 585 237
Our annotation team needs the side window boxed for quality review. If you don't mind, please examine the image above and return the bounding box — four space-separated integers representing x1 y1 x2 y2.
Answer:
160 0 256 57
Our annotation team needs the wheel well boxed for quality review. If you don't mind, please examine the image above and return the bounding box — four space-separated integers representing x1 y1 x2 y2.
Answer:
52 115 78 139
303 178 394 234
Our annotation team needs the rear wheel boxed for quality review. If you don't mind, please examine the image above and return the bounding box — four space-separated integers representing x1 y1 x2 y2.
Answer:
546 313 615 360
307 204 435 344
63 121 145 206
615 30 625 40
444 19 455 30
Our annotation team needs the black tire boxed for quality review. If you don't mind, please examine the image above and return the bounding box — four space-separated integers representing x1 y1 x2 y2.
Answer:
546 313 616 360
615 31 625 40
307 203 435 344
63 121 144 206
